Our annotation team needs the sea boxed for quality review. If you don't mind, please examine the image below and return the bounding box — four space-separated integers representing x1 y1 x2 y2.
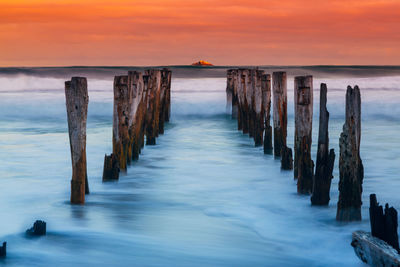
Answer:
0 65 399 266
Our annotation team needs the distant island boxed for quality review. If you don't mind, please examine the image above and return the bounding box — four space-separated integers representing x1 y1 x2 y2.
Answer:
191 60 214 66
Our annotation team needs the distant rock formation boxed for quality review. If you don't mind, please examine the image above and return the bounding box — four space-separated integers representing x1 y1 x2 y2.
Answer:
191 60 213 66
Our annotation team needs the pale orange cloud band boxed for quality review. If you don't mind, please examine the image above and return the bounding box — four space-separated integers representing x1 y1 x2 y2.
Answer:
0 0 399 66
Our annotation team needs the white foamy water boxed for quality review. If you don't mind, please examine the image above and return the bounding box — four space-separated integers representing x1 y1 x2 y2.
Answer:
0 70 399 266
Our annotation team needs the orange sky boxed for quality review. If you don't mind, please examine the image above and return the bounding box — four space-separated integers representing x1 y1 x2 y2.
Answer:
0 0 399 66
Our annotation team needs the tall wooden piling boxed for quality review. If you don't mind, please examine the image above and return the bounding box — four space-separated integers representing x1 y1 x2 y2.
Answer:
231 70 239 119
311 83 335 205
261 73 272 152
164 70 172 122
294 75 314 194
128 71 145 160
272 72 288 157
112 75 131 172
337 86 364 221
252 70 264 146
226 69 234 115
159 69 171 134
65 77 89 204
145 70 161 145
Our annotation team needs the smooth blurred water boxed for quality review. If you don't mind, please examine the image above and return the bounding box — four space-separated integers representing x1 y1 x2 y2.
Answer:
0 69 399 266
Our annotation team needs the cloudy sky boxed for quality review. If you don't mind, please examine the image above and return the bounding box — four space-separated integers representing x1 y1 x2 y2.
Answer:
0 0 399 66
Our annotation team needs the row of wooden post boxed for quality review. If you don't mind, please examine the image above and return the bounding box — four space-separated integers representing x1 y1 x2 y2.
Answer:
226 69 363 221
65 69 172 204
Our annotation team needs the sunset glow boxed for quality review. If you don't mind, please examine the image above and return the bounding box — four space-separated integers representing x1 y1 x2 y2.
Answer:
0 0 399 66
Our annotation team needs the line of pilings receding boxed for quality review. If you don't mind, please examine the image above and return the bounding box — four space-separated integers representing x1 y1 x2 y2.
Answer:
226 69 363 221
64 69 172 204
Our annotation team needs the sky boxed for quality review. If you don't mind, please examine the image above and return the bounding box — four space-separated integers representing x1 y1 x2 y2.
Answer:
0 0 399 66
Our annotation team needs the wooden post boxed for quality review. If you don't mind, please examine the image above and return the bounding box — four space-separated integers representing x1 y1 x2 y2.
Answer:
128 71 145 161
102 154 120 181
281 146 293 170
311 83 335 205
231 70 239 119
112 75 131 172
261 73 272 152
144 70 161 145
236 69 246 131
226 69 234 114
245 69 253 136
164 70 172 122
253 70 264 146
272 72 288 157
159 69 170 135
369 194 399 252
336 86 364 221
294 75 314 194
65 77 89 204
0 242 6 258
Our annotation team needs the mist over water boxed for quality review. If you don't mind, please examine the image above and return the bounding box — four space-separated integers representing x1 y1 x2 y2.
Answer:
0 67 399 266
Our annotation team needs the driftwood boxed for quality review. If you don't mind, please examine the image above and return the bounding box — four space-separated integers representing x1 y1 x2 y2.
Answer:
311 83 335 205
336 86 364 221
272 72 287 157
102 153 120 181
0 242 5 258
351 231 400 267
26 220 46 236
370 194 399 252
65 77 89 204
294 76 314 194
261 73 272 152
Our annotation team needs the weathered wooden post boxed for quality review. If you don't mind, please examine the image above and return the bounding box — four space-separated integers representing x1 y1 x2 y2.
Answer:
253 70 264 146
102 153 120 181
112 75 131 172
164 70 172 122
311 83 335 205
294 75 314 194
0 242 6 258
281 146 293 170
128 71 144 160
337 86 364 221
231 69 239 119
145 69 161 145
159 69 170 135
272 72 288 157
246 69 254 136
261 73 272 152
65 77 89 204
237 69 245 131
226 69 234 114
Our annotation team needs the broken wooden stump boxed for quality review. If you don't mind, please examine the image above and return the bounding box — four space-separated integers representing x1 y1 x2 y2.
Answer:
272 72 288 157
281 146 293 170
294 76 314 194
65 77 89 204
261 73 272 152
0 242 6 258
102 153 120 181
311 83 335 205
112 75 131 172
336 86 364 221
369 194 399 252
26 220 46 236
352 231 400 267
